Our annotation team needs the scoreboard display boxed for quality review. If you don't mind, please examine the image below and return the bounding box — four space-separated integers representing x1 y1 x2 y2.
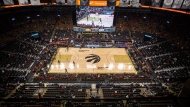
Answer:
75 6 115 32
73 27 115 32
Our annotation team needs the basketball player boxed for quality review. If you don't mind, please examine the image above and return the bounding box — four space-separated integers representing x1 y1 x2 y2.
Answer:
92 20 94 26
65 46 69 52
73 61 75 66
99 18 102 24
65 68 68 73
67 45 69 51
58 60 60 65
80 42 82 49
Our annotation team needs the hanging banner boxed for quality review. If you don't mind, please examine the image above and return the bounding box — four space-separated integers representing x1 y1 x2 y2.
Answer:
3 0 14 5
171 0 183 9
67 0 76 5
107 0 116 6
152 0 161 7
56 0 65 5
181 0 190 9
18 0 29 5
162 0 174 8
130 0 140 7
30 0 41 5
80 0 89 6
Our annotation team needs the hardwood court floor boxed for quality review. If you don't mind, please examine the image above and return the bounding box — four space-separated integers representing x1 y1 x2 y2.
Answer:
48 48 136 74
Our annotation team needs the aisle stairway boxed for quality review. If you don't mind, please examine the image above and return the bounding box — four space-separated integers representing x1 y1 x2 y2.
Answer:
4 83 24 99
98 88 104 99
85 89 91 99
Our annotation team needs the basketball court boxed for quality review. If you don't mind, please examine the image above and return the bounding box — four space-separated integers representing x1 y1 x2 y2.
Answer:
48 48 136 74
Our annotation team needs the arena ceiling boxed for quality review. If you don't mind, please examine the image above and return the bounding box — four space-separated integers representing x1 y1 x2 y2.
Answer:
0 0 189 14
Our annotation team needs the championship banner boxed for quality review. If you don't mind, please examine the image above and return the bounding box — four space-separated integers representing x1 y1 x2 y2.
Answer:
80 0 89 6
30 0 40 5
171 0 183 8
130 0 140 7
162 0 174 8
3 0 14 5
152 0 161 7
56 0 65 5
119 0 129 7
67 0 76 5
107 0 116 6
181 0 190 9
18 0 29 5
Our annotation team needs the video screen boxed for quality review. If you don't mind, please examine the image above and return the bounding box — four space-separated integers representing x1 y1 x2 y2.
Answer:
144 34 152 41
76 6 115 28
31 32 39 38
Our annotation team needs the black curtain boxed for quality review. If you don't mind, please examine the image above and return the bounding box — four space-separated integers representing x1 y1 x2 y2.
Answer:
72 7 77 26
